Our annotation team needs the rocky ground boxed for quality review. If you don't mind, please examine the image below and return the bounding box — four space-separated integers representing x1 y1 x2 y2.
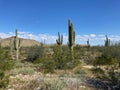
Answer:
6 72 96 90
6 65 120 90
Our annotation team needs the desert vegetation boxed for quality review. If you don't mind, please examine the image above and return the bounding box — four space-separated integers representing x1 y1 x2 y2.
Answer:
0 19 120 90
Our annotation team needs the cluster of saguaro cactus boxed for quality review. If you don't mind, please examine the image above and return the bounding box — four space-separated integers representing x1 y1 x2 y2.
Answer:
56 32 63 46
105 35 110 47
68 19 75 59
14 29 21 61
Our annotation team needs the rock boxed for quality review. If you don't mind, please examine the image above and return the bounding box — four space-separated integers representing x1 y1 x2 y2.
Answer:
7 88 14 90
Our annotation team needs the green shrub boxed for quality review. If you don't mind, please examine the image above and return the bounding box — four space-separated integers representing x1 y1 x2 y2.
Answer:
26 45 45 62
0 75 9 89
92 43 120 85
73 66 86 76
74 69 86 75
0 45 14 89
34 56 55 73
91 67 104 75
53 45 79 70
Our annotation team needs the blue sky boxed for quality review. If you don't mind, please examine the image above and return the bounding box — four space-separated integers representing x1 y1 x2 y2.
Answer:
0 0 120 45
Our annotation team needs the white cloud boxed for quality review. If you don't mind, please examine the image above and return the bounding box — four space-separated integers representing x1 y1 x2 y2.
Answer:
90 34 96 38
0 33 13 38
0 32 120 45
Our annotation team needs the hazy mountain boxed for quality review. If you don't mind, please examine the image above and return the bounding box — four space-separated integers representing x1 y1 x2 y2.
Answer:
0 36 40 47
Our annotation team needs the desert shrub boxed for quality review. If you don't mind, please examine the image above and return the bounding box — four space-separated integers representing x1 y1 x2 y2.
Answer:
105 43 120 64
53 45 68 69
10 67 35 75
74 45 86 59
92 43 120 86
53 45 79 70
74 69 86 75
45 78 66 90
107 67 120 85
93 54 117 66
0 45 14 89
26 45 45 62
34 45 80 73
74 45 101 65
91 67 104 77
73 65 86 76
14 79 40 90
34 56 55 73
0 74 9 89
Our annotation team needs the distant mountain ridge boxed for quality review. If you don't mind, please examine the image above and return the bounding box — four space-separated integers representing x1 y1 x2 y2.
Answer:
0 36 40 47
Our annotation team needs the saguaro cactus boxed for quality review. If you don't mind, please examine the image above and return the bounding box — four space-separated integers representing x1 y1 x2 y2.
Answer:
87 39 90 49
14 29 21 61
56 32 63 69
105 35 110 47
56 32 63 46
68 19 75 59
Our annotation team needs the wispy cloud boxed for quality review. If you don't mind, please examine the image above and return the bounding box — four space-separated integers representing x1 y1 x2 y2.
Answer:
0 32 120 45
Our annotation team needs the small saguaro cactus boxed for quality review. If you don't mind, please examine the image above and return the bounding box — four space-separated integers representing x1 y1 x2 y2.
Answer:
14 29 21 61
56 32 63 46
105 35 110 47
68 19 75 59
87 39 90 49
41 40 45 47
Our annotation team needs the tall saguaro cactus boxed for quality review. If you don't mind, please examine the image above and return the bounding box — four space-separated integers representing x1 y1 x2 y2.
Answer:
105 35 110 47
56 32 63 46
14 29 21 61
68 19 75 59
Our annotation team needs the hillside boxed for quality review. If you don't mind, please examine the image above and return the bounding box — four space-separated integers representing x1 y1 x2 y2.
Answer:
0 36 40 47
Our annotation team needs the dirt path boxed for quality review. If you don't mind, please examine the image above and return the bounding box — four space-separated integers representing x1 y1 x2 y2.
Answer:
82 65 94 69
